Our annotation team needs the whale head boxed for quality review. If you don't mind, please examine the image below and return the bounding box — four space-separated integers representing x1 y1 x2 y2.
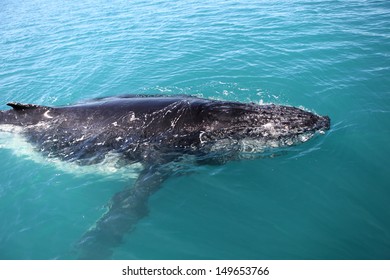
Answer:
197 101 330 154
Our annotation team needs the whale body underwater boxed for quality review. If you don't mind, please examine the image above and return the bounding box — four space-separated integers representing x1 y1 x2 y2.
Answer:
0 95 330 259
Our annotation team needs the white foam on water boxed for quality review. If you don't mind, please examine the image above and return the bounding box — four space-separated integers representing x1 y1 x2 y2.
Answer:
0 125 142 179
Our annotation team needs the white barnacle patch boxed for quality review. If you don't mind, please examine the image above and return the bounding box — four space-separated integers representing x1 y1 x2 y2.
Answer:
262 123 273 129
128 112 138 122
262 122 278 137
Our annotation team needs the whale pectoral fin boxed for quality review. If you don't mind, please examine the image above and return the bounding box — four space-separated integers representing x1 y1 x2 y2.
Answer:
76 165 170 259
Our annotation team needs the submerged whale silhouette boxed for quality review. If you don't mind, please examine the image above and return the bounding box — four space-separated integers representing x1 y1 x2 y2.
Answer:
0 95 330 259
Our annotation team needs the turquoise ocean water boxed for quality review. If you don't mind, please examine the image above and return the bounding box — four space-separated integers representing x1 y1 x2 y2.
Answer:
0 0 389 259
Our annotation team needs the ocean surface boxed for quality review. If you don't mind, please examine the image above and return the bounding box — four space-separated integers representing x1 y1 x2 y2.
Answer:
0 0 389 260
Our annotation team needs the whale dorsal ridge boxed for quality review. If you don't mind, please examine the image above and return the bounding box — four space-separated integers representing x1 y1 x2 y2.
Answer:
7 102 46 111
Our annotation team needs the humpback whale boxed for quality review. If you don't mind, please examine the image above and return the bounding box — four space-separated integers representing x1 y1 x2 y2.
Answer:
0 95 330 259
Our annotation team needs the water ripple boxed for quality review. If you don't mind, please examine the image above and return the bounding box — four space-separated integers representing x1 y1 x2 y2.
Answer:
1 0 390 259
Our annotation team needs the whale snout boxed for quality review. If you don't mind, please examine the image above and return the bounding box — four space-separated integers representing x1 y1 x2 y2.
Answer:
315 115 331 131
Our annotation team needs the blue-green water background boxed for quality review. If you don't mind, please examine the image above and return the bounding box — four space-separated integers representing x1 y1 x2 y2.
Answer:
0 0 389 259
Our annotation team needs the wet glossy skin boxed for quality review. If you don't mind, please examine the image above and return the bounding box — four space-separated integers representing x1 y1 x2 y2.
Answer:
1 95 330 165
